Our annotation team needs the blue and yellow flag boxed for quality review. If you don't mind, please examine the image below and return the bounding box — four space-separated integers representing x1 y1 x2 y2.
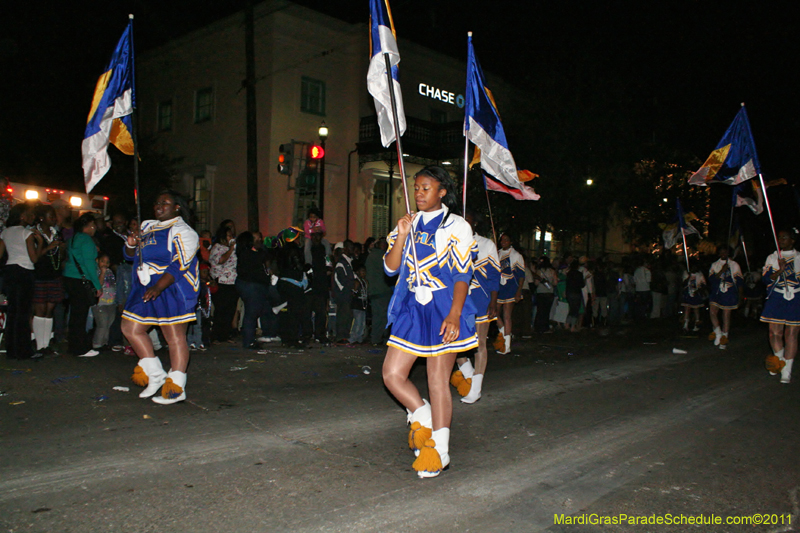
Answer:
82 19 135 193
688 105 761 187
465 35 538 201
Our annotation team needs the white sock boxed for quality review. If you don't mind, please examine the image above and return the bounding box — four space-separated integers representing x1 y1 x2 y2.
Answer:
781 359 794 383
775 348 785 361
32 317 44 350
714 326 722 336
43 318 53 349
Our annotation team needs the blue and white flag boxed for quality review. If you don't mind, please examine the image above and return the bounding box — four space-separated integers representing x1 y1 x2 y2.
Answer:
367 0 406 148
465 35 537 200
688 105 761 187
82 20 135 193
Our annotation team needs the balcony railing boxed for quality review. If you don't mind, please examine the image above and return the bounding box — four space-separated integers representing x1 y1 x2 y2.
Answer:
359 116 464 161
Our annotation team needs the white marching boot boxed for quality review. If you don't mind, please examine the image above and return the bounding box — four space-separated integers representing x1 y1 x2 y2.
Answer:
770 349 785 376
781 359 794 384
461 373 483 404
497 334 511 355
152 370 187 404
132 357 167 398
458 360 475 379
414 427 450 478
407 399 432 456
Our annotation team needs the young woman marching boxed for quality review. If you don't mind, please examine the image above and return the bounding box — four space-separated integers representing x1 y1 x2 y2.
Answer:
495 233 525 353
707 245 743 349
382 166 478 478
761 229 800 384
123 191 199 404
451 210 500 404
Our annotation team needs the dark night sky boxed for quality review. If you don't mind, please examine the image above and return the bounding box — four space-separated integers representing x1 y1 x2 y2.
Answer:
1 1 798 190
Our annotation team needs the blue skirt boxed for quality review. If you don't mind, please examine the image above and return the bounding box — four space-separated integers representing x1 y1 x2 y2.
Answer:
682 288 705 308
469 288 496 325
388 290 478 357
760 292 800 326
709 288 739 309
497 280 519 304
122 273 198 326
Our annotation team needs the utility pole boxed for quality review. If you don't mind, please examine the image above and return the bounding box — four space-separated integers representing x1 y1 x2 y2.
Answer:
245 0 259 231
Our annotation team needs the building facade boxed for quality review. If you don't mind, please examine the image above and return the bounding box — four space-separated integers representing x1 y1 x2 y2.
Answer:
137 0 527 242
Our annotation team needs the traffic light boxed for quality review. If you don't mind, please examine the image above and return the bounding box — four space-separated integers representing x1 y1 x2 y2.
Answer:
277 143 293 175
308 144 324 160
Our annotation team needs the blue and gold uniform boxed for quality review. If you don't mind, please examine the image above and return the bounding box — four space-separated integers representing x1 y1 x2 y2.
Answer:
760 250 800 326
469 233 500 324
384 206 479 357
708 258 743 310
122 217 200 326
497 246 525 304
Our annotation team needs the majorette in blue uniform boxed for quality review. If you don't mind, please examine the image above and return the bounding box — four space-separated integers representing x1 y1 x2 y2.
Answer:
497 246 525 304
708 258 744 310
681 271 706 308
760 250 800 326
122 217 200 326
469 233 501 323
384 205 479 357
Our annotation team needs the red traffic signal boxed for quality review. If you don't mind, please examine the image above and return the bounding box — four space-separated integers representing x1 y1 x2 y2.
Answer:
309 145 325 159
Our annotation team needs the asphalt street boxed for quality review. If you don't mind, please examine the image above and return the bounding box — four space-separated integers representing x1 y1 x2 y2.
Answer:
1 318 798 533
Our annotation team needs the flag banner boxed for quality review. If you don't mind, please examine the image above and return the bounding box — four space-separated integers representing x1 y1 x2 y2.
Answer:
733 180 764 215
465 35 538 200
676 199 702 237
483 174 540 201
688 106 761 187
82 20 135 193
367 0 406 147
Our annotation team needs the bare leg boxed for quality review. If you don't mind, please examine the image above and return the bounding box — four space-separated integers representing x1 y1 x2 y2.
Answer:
784 325 799 360
503 302 515 337
122 319 155 360
382 346 424 412
426 352 458 429
474 321 490 374
768 323 785 354
160 323 190 372
709 304 720 330
722 309 732 333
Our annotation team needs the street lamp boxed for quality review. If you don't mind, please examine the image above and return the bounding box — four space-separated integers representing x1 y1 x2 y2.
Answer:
318 121 328 216
586 178 594 186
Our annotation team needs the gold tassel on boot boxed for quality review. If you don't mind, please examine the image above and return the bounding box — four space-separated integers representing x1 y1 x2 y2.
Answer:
160 377 183 399
412 438 442 476
408 422 432 453
456 377 472 397
450 370 465 389
131 365 148 387
492 333 505 352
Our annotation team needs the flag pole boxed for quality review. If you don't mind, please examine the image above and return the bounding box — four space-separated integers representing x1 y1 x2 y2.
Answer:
758 172 781 255
680 227 690 273
740 235 751 272
484 176 498 244
462 31 473 213
462 137 469 212
382 52 421 290
128 14 141 233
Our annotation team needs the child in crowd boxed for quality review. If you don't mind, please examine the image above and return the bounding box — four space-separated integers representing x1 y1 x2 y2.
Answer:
349 265 369 344
92 253 117 349
188 264 213 351
198 230 213 264
303 208 330 264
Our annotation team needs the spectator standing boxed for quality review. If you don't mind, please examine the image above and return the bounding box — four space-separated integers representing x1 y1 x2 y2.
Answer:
234 231 272 348
92 252 116 349
633 258 652 320
332 240 355 343
0 203 43 359
31 204 66 356
307 229 331 342
533 256 557 333
366 238 392 345
303 208 330 265
209 221 238 343
63 213 102 357
349 265 369 344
